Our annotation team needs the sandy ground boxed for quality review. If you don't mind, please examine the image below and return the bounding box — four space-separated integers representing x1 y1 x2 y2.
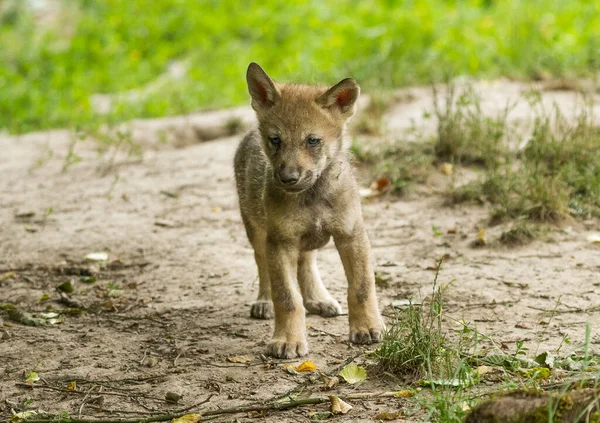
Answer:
1 81 600 422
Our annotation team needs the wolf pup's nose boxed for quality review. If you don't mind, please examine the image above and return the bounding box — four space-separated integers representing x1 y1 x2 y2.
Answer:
278 167 300 185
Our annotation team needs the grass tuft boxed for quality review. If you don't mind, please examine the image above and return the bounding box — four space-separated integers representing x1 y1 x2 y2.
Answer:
433 86 510 170
375 262 456 379
499 222 538 246
445 88 600 223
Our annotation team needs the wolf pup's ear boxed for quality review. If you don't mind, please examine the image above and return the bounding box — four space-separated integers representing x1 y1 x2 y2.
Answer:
246 63 280 112
316 78 360 118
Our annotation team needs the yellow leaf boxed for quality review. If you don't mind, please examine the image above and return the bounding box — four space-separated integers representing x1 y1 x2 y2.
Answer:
66 381 77 391
295 360 317 372
477 228 486 245
172 414 202 423
393 390 412 398
440 162 454 176
226 355 253 363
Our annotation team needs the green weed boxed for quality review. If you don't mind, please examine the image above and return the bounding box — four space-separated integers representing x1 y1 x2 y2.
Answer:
433 86 511 169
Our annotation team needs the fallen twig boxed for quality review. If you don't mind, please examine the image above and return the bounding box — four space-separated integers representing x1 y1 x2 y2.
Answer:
47 374 168 385
15 383 169 403
78 386 95 418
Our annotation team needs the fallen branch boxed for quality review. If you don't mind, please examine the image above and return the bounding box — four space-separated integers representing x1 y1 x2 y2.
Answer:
20 391 403 423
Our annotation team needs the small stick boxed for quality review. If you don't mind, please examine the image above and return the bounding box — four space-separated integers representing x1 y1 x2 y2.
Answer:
139 350 148 365
79 386 96 418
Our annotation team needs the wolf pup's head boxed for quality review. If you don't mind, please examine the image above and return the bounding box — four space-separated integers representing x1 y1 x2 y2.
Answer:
246 62 359 193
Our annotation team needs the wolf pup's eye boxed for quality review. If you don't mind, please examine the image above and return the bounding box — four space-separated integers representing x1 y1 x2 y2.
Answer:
269 136 281 146
307 137 321 146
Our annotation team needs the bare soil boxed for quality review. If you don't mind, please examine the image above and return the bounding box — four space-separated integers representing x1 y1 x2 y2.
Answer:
1 81 599 422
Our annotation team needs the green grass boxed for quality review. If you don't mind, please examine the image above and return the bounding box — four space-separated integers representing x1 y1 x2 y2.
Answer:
444 89 600 223
373 264 600 422
2 0 600 133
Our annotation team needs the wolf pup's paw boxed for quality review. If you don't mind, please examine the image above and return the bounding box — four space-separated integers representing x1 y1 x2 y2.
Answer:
349 326 382 345
250 300 274 319
267 338 309 359
305 299 342 317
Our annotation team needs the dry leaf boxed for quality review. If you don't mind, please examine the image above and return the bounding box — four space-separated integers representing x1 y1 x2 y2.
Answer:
329 395 353 414
171 414 202 423
165 391 183 403
472 227 487 247
295 360 317 372
0 272 15 282
308 411 333 420
321 375 340 390
283 364 298 375
11 411 37 422
226 355 253 363
440 162 454 175
474 365 493 376
65 381 77 391
393 390 413 398
477 228 486 244
370 177 392 192
374 411 403 420
146 356 159 368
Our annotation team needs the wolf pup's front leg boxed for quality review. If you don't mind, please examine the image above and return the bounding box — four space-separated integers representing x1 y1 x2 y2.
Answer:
265 238 308 358
335 226 383 344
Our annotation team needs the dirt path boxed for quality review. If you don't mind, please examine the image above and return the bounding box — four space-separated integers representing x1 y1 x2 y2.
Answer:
1 81 599 422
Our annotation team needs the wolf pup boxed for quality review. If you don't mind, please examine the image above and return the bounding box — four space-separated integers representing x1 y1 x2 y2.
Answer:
234 63 383 358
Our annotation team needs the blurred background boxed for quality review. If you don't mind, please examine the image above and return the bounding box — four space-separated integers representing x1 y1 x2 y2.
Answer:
1 0 598 134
